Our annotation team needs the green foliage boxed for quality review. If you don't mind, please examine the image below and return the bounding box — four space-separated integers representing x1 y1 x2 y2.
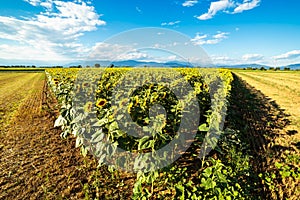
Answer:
46 68 238 199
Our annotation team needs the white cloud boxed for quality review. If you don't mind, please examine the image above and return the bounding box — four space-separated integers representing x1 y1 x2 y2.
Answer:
273 50 300 60
0 43 69 62
197 0 261 20
88 43 139 61
191 31 229 45
152 42 179 49
38 0 53 10
167 55 178 60
182 0 198 7
197 0 234 20
211 55 234 64
161 20 181 26
172 42 179 46
211 54 265 66
0 0 106 62
24 0 41 6
210 52 299 67
153 43 166 49
88 42 192 63
25 0 54 10
118 51 149 61
242 53 264 61
213 31 229 39
233 0 260 13
40 2 52 10
191 34 208 45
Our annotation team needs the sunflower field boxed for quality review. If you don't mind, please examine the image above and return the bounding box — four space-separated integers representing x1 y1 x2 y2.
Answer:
44 68 254 199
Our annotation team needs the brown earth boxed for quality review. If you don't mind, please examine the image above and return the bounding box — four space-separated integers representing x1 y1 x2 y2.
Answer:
0 73 134 199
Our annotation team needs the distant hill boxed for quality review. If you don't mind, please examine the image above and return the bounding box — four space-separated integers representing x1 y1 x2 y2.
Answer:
69 60 193 68
217 63 271 69
15 59 297 70
60 61 300 70
111 60 193 67
286 63 300 70
218 63 300 70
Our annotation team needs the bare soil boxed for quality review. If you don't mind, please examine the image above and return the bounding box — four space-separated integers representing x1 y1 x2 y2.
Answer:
0 73 134 199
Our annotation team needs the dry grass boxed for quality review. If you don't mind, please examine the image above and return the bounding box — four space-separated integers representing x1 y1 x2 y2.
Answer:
234 71 300 199
235 71 300 138
0 73 45 129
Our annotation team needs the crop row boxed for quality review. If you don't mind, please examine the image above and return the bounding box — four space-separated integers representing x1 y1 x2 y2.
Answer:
44 68 250 199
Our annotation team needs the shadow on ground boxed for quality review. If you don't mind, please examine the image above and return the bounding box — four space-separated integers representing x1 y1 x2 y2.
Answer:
226 73 299 199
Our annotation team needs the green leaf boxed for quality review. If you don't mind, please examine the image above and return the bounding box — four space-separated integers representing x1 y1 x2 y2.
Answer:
275 162 283 169
280 171 291 178
138 136 151 150
175 184 185 200
201 177 216 190
199 123 209 132
203 167 213 178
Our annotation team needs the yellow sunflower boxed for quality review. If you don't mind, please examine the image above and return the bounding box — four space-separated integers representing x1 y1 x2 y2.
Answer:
82 82 90 88
84 101 93 113
96 98 107 108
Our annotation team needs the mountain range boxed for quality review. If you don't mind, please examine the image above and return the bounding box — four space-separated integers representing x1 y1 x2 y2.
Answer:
72 60 193 68
1 58 300 70
71 60 300 70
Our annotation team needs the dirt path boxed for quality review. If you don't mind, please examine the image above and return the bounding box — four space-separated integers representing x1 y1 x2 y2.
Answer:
0 73 96 199
0 73 133 199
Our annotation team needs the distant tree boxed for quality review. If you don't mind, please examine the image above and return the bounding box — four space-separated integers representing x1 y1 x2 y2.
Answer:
109 64 114 68
269 67 275 71
69 65 81 68
275 67 281 71
260 67 266 71
284 67 290 71
95 63 100 68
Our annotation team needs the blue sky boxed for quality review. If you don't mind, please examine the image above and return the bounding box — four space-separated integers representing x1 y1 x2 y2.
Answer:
0 0 299 66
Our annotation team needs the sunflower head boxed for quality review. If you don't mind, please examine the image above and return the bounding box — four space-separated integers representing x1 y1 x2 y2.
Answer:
82 82 90 88
119 98 128 107
84 101 94 113
96 99 107 108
